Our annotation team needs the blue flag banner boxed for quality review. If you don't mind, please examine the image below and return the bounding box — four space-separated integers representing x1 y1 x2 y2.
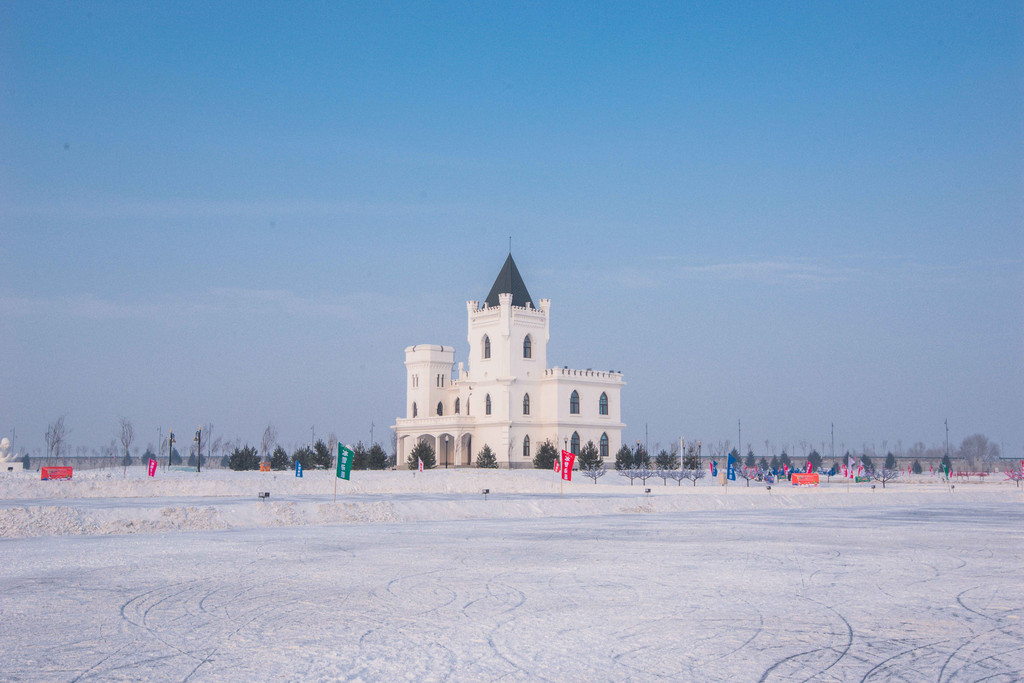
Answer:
295 461 303 478
726 453 736 481
711 461 718 476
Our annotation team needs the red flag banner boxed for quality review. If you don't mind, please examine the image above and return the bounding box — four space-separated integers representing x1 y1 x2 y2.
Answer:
147 458 157 477
560 450 575 482
553 456 561 473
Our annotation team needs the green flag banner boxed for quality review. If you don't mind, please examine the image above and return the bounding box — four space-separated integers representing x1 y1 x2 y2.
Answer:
337 444 353 480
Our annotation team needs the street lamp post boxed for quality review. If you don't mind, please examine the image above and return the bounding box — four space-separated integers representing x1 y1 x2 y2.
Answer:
444 435 449 469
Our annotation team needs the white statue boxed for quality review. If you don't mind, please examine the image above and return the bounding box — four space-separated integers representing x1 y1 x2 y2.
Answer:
0 437 20 464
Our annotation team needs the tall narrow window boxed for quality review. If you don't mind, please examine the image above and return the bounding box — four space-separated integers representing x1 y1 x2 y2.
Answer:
485 394 491 415
600 433 609 459
523 393 530 415
599 392 609 416
571 432 580 455
570 390 580 415
454 397 460 414
483 335 491 359
523 435 531 459
523 335 532 359
412 402 418 418
436 402 443 417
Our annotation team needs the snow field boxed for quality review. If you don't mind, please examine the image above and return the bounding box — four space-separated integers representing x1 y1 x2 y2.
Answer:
1 467 1020 538
1 503 1020 681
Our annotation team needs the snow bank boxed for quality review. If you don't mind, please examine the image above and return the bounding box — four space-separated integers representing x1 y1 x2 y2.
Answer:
0 467 1019 538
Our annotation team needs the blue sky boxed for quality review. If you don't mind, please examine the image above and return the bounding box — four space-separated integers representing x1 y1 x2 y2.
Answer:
2 2 1021 460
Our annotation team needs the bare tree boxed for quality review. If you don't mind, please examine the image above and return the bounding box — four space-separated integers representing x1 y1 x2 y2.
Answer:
958 434 1000 471
261 424 277 463
45 416 68 465
119 417 134 477
735 466 756 487
582 464 607 484
872 468 900 489
681 468 707 486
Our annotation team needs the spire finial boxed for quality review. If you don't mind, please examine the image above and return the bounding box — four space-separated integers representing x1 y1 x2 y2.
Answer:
509 236 512 255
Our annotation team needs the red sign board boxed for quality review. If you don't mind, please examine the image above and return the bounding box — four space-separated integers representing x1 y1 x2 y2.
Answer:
41 466 73 480
791 473 819 486
148 458 158 477
560 450 575 482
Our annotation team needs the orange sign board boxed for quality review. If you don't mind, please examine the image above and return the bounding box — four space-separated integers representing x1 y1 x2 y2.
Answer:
791 473 819 486
41 466 73 480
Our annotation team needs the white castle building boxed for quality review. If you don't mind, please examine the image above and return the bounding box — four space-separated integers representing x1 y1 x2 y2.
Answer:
392 255 625 468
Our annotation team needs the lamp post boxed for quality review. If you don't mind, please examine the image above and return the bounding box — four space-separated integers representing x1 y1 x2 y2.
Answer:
167 430 174 470
444 435 449 469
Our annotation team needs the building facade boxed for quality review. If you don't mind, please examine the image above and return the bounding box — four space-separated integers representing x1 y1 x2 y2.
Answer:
392 255 625 468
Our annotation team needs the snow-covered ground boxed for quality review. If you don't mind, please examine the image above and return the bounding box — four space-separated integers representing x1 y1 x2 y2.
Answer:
1 466 1020 537
1 468 1021 681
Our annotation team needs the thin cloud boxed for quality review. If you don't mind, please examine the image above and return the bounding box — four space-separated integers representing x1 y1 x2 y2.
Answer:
0 289 402 322
0 198 473 222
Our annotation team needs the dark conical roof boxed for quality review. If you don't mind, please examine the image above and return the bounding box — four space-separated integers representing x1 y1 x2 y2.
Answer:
484 254 533 308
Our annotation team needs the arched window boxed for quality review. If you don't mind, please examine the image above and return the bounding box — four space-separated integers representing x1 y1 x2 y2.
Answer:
483 335 491 359
436 402 443 417
454 397 460 414
599 392 608 416
523 393 530 415
571 431 580 455
570 390 580 415
600 433 609 459
412 402 418 418
485 394 491 415
523 435 531 459
523 335 532 359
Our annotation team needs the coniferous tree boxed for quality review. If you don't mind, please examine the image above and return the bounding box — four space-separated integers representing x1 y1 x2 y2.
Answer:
291 445 313 470
861 454 875 473
745 449 757 469
682 443 701 469
408 441 436 469
633 444 651 467
779 452 791 469
270 445 289 470
912 459 922 474
228 445 259 471
614 444 634 470
367 443 388 470
654 449 678 469
475 445 498 468
312 439 334 469
808 450 823 471
884 452 897 470
577 440 603 470
352 442 369 470
532 439 559 469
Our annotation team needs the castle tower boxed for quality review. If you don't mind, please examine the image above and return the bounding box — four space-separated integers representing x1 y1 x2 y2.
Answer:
393 253 624 469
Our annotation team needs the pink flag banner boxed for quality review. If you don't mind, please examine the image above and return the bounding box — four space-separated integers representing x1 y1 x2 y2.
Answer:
147 458 157 477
